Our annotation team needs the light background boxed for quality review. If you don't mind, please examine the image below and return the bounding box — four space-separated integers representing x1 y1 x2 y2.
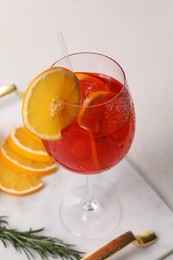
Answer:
0 0 172 208
0 0 173 258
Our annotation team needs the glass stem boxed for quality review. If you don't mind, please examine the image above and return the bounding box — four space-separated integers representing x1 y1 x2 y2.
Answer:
86 175 92 202
83 175 97 211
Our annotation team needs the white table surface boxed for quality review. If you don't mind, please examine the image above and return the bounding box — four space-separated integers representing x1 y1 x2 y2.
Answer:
0 0 173 259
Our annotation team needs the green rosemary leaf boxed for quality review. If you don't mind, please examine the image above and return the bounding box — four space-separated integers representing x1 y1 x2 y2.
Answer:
0 217 84 260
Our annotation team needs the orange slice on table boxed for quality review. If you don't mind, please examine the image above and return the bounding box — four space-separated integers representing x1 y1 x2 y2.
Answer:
0 160 43 196
22 67 81 140
8 125 53 162
0 139 57 177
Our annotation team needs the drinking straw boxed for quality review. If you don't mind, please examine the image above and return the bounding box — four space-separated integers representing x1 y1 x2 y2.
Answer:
57 32 73 71
57 32 95 210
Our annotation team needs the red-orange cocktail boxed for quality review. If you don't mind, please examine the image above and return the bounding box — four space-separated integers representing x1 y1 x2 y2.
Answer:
43 72 135 174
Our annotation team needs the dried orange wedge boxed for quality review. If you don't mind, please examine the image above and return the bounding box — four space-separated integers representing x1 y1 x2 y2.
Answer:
22 67 81 140
8 126 53 162
0 139 57 177
0 160 43 196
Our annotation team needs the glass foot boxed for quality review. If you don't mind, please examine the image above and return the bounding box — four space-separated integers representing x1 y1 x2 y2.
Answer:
60 185 121 239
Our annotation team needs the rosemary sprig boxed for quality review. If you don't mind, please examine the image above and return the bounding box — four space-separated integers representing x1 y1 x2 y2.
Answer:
0 216 84 260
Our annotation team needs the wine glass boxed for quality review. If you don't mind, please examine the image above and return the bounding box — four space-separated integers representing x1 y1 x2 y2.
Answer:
42 52 135 238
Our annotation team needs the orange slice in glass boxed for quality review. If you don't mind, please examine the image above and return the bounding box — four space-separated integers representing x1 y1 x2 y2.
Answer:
78 91 116 170
8 125 53 162
0 139 57 177
78 91 116 134
22 67 81 140
75 73 107 101
0 160 43 196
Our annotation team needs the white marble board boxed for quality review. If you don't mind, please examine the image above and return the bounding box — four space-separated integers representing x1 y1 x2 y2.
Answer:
0 95 173 260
